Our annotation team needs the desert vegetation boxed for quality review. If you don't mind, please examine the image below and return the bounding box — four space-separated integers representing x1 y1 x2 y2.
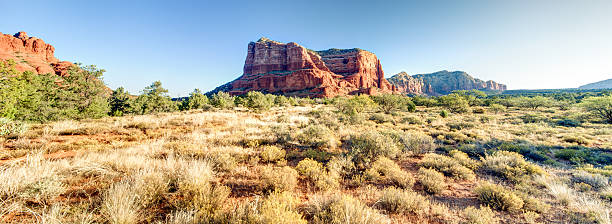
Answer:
1 60 612 223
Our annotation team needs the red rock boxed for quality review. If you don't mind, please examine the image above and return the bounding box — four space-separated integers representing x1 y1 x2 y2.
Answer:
388 70 507 95
213 38 397 98
0 31 73 76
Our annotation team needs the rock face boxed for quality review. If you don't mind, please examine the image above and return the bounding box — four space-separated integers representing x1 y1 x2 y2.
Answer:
211 38 396 98
579 78 612 89
0 31 73 76
388 70 507 95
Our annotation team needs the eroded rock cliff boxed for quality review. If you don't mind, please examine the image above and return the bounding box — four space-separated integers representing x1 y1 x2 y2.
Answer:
0 31 73 76
387 70 506 95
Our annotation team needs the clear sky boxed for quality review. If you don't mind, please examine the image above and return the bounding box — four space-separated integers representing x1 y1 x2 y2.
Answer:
1 0 611 97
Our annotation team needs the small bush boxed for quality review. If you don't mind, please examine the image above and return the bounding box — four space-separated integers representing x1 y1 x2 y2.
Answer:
260 166 298 192
210 91 235 109
463 206 498 224
440 110 449 118
474 182 524 211
369 113 393 124
400 115 423 125
562 135 591 145
389 131 436 155
365 157 414 188
472 107 486 114
260 146 286 164
438 93 470 113
347 131 400 168
480 151 544 182
229 190 307 224
417 167 446 194
489 104 506 114
304 194 390 224
296 158 339 191
334 95 376 115
378 187 430 216
572 171 609 189
295 124 337 149
449 150 480 170
420 153 475 181
206 152 237 172
556 118 581 127
244 91 275 111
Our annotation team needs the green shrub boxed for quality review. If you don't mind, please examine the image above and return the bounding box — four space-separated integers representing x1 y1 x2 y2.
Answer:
133 81 177 114
556 118 581 127
438 93 470 113
417 167 446 194
463 206 498 224
296 158 339 191
334 95 376 115
304 194 390 224
489 104 506 114
420 153 475 180
210 91 235 109
260 146 286 164
449 150 480 170
400 115 423 125
579 95 612 124
480 151 544 182
388 131 436 155
180 88 209 111
244 91 275 111
365 157 414 188
440 110 449 118
295 124 337 149
109 87 133 116
260 166 298 192
378 187 430 216
562 135 591 145
347 131 400 168
474 182 524 211
371 94 415 113
369 113 393 124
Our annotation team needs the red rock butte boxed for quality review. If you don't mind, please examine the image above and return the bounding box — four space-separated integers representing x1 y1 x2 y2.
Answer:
0 31 73 76
211 37 397 98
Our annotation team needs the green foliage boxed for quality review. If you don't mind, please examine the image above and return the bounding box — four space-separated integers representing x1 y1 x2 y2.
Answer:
260 146 286 164
489 103 506 114
296 158 339 191
133 81 176 114
516 96 553 109
440 110 449 118
474 182 524 211
346 131 400 169
412 96 438 107
109 87 132 116
260 166 298 192
333 95 375 115
579 95 612 124
244 91 275 112
378 187 430 216
210 91 235 109
365 157 415 188
371 94 415 113
438 93 470 113
480 151 544 182
295 124 337 149
420 153 475 180
556 118 581 127
463 206 498 224
0 60 110 122
417 167 446 194
180 89 210 111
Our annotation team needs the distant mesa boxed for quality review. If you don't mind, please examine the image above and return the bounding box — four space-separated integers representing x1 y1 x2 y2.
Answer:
0 31 73 76
387 70 507 96
579 78 612 89
209 37 397 98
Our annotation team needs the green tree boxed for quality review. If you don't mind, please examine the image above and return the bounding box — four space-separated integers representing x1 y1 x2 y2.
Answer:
180 89 209 111
109 87 132 116
134 81 176 114
517 96 552 109
371 94 414 113
210 91 235 109
334 95 376 115
244 91 275 112
438 93 470 113
579 95 612 124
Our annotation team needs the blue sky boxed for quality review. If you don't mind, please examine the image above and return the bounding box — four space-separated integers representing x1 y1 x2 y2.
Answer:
1 0 611 97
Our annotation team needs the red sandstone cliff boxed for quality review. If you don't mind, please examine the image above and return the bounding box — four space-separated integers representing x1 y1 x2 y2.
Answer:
211 38 396 98
387 70 507 95
0 31 73 76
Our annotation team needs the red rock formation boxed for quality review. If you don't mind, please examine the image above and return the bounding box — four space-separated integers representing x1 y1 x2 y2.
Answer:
0 31 73 76
387 70 507 95
213 38 397 98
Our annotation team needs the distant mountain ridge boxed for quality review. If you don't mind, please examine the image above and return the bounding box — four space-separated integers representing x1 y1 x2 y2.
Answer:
579 78 612 89
387 70 506 95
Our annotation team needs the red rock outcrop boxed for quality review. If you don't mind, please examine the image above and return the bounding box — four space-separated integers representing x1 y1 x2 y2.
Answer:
387 70 507 95
0 31 73 76
212 38 396 98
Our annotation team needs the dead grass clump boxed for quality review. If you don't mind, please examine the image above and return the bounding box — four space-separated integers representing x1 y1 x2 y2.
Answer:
572 171 609 189
178 160 230 221
474 181 524 212
304 193 390 224
102 180 141 224
0 154 65 204
417 167 446 194
378 187 430 217
365 157 414 188
420 153 475 181
480 151 544 182
260 165 298 192
463 206 498 224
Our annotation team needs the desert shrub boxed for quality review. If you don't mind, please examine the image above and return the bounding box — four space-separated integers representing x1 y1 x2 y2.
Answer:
440 110 449 118
274 95 291 106
371 94 415 113
489 104 506 114
392 131 436 155
579 95 612 124
207 152 238 172
449 150 480 170
327 156 356 180
448 121 475 131
472 107 485 114
520 113 548 123
474 182 524 211
228 190 307 224
334 95 376 115
365 157 414 188
178 161 230 221
417 167 446 194
562 135 591 145
463 206 498 224
480 151 544 182
260 166 298 192
244 91 275 112
369 113 394 124
572 171 609 189
518 193 550 213
296 158 339 191
179 88 210 111
420 153 475 180
0 118 28 136
378 187 430 216
346 131 400 168
304 194 390 224
109 87 134 116
556 118 581 127
438 93 470 113
210 91 235 109
260 146 286 163
295 124 337 149
412 96 438 107
400 115 423 125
